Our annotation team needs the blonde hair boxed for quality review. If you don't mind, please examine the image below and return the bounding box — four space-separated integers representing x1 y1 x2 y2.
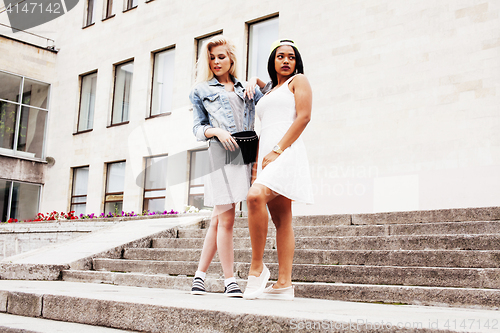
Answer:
195 35 238 84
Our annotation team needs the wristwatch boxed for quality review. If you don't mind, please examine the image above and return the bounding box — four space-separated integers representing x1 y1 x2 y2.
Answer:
273 144 283 155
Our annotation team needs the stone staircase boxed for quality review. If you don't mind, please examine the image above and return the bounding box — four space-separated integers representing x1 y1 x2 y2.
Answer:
62 210 500 309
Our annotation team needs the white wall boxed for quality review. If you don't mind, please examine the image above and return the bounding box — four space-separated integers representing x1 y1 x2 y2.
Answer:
1 0 498 215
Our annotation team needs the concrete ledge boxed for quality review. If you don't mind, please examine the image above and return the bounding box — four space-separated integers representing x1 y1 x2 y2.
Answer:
0 216 203 280
352 207 500 225
0 263 69 281
0 280 498 332
7 292 42 317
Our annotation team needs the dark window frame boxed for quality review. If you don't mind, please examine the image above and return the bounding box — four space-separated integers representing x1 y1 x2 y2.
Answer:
110 60 134 126
245 14 279 80
149 46 175 118
76 71 97 133
104 161 126 214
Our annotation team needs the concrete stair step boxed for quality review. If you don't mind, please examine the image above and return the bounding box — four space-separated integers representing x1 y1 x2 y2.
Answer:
183 220 500 239
232 214 352 228
92 259 500 289
152 237 276 249
153 234 500 250
123 248 500 268
177 224 386 238
0 313 137 333
61 270 500 310
388 220 500 236
3 280 497 332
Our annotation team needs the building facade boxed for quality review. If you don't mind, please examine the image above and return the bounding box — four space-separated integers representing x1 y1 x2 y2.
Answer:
0 0 499 219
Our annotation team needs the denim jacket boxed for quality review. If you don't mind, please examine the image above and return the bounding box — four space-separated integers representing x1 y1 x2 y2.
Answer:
190 76 264 141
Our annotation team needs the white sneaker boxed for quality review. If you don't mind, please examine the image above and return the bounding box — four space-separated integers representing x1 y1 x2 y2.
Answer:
260 284 294 301
243 264 270 300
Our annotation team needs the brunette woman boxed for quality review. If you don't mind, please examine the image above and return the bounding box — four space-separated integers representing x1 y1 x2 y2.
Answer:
243 39 314 300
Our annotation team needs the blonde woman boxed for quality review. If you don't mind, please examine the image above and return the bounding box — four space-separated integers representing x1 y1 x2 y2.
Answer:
190 36 264 296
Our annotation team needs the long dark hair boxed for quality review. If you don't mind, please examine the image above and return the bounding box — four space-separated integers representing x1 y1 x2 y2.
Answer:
267 42 304 88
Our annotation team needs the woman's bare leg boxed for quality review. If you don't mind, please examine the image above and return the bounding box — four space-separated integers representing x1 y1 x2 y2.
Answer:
196 209 219 273
246 184 279 276
215 203 236 279
268 195 293 288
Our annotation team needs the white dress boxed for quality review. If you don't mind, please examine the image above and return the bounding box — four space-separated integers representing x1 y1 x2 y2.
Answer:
204 91 252 207
254 76 314 204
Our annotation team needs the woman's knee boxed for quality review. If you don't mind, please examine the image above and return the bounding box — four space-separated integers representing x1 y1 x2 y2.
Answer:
247 187 265 208
217 216 234 231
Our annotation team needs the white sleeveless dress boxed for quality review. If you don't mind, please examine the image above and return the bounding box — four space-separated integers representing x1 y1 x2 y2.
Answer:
254 76 314 204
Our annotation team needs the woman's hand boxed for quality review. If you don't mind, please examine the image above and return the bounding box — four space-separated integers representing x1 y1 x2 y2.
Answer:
214 128 239 151
244 77 259 99
262 151 279 169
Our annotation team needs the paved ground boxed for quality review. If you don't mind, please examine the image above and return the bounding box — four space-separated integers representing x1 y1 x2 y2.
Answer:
0 280 499 332
0 313 136 332
3 215 204 265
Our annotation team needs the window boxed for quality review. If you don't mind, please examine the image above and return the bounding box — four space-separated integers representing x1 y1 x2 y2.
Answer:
196 32 222 62
0 179 41 222
0 71 50 159
71 167 89 216
77 72 97 132
150 49 175 117
85 0 96 26
143 155 167 212
125 0 137 10
247 17 279 81
104 0 114 18
188 149 209 209
104 161 125 214
111 61 133 125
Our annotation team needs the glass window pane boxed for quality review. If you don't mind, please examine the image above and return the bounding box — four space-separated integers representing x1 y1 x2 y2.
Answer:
71 196 87 204
86 0 95 26
78 73 97 131
144 189 166 198
105 0 113 17
151 49 175 116
189 186 204 195
188 195 206 210
197 33 222 61
0 179 11 222
10 182 40 221
16 106 47 158
112 62 133 124
0 71 22 103
105 201 122 215
22 79 49 109
0 102 18 150
72 203 86 216
143 198 165 212
189 150 209 186
106 162 126 193
145 155 167 190
73 167 89 196
248 17 279 82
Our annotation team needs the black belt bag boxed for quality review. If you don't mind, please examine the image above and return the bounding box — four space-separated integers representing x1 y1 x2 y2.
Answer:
225 130 259 165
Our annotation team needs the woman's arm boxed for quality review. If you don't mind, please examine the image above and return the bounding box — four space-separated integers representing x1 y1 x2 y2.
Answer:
250 148 259 184
205 127 238 152
244 77 267 99
261 74 312 169
191 89 238 151
190 90 213 141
